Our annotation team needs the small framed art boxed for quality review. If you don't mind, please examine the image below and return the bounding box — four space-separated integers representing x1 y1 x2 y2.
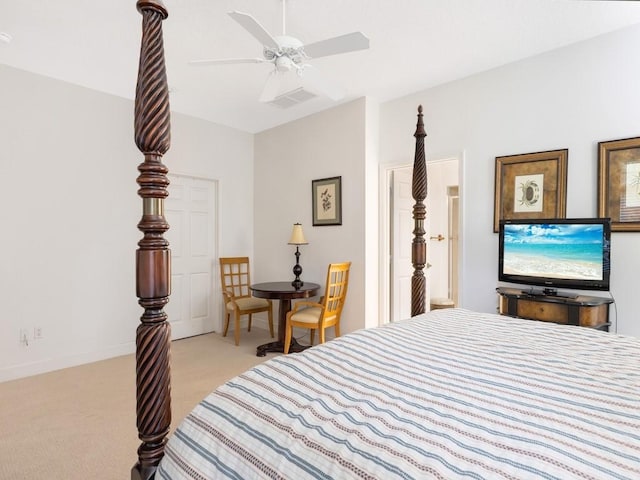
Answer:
312 176 342 226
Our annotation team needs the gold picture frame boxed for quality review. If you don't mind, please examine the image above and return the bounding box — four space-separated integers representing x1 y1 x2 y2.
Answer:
312 176 342 226
493 149 568 232
598 136 640 231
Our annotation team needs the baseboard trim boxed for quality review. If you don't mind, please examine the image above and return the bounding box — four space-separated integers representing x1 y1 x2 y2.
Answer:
0 342 136 383
2 315 284 383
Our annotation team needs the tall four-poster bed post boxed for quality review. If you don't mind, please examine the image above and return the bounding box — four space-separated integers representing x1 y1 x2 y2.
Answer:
132 1 172 479
411 105 428 316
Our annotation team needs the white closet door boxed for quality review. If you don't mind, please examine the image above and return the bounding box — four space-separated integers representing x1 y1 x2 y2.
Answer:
165 174 218 339
391 166 415 322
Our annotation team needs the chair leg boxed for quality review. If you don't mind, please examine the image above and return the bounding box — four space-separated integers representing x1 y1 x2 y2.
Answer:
309 329 315 346
319 328 326 344
234 311 241 346
248 314 252 332
223 313 230 337
284 322 292 354
334 324 341 338
268 307 274 338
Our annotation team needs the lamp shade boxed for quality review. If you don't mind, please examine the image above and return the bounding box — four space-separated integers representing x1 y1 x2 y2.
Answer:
288 223 308 245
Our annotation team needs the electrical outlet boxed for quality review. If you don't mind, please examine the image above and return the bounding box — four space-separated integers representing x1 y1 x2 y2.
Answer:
19 328 29 346
34 327 43 340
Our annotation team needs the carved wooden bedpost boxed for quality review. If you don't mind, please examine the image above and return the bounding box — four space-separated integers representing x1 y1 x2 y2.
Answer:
132 1 172 479
411 105 427 316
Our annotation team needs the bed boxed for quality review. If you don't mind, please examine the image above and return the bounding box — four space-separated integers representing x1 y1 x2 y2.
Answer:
157 309 640 479
131 2 640 479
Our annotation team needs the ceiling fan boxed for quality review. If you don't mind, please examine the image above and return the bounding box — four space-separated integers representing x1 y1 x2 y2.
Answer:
189 1 369 105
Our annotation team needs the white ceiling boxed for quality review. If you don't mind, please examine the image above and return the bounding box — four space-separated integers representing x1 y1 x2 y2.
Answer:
2 0 640 133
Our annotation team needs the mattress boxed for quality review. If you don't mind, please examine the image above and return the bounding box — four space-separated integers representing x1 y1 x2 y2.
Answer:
158 308 640 479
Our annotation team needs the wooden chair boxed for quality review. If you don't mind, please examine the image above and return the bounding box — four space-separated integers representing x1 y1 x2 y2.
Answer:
284 262 351 353
219 257 274 346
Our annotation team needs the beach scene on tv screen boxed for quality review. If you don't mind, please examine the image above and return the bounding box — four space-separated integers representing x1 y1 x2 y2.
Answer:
503 224 603 280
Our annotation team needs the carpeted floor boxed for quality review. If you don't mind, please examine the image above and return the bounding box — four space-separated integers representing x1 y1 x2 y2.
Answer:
0 328 277 480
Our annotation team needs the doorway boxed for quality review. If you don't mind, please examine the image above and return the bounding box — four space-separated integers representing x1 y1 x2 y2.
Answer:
424 159 459 308
382 157 460 324
164 174 219 339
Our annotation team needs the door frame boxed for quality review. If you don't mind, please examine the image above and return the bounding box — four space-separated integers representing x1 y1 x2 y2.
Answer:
378 151 465 326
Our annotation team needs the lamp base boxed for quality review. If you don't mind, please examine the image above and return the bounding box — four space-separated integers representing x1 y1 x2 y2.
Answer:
292 246 303 290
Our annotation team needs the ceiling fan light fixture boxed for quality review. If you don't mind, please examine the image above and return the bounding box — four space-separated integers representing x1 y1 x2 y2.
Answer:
275 55 295 72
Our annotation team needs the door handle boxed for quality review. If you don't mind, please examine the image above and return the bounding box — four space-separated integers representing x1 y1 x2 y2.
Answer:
430 234 445 241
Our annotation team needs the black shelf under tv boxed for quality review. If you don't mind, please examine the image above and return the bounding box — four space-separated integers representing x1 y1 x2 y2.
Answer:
496 287 612 331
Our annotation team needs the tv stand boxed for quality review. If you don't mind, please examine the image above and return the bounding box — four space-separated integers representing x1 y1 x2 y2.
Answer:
496 287 612 331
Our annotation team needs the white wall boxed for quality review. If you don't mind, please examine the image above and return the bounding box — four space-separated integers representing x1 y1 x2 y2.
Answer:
169 110 255 258
253 99 369 336
379 25 640 337
364 98 381 328
4 23 640 383
0 65 254 381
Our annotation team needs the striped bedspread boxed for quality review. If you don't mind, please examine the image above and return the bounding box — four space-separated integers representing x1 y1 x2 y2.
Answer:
158 308 640 479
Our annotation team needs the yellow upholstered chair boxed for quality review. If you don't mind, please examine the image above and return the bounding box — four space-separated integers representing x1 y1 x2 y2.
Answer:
219 257 274 346
284 261 351 353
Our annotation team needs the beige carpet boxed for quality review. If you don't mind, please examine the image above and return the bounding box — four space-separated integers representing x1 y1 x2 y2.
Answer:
0 328 277 480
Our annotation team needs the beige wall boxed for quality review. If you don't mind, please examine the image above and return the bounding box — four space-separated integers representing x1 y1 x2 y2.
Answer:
0 64 254 381
252 23 640 338
4 22 640 382
253 98 371 336
379 24 640 337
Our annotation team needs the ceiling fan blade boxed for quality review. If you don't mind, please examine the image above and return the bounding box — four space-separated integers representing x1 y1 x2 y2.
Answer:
189 58 267 66
300 64 345 101
303 32 369 59
228 11 279 49
259 70 282 103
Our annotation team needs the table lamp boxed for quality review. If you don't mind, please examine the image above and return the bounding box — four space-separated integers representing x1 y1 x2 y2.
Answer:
288 223 308 289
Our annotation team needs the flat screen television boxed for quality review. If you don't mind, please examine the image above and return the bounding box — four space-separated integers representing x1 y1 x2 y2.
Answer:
498 218 611 295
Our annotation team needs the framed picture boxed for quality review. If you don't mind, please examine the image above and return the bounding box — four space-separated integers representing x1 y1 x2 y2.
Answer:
493 149 568 232
598 136 640 231
312 176 342 226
